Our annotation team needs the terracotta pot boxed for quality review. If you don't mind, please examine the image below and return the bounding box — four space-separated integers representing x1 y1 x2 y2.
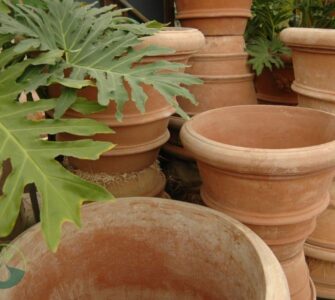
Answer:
180 105 335 300
281 27 335 298
306 243 335 299
281 28 335 111
48 27 204 177
187 36 249 76
178 74 256 115
175 0 252 36
305 190 335 299
255 56 298 105
2 198 289 300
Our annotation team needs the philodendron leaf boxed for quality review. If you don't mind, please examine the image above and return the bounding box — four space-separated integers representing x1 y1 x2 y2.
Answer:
0 0 202 120
0 99 115 251
0 49 63 101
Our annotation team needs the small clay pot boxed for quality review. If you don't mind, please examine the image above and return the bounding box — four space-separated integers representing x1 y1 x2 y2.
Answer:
255 56 298 105
281 28 335 111
181 105 335 300
178 74 257 115
175 0 252 36
2 198 289 300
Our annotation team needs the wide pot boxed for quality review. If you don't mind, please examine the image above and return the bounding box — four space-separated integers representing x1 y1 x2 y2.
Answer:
255 56 298 105
1 197 289 300
181 105 335 300
281 28 335 111
175 0 252 36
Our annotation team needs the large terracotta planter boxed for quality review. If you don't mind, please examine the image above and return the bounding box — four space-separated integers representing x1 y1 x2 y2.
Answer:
1 198 289 300
281 28 335 111
49 28 205 196
180 105 335 300
255 56 298 105
175 0 252 36
281 27 335 298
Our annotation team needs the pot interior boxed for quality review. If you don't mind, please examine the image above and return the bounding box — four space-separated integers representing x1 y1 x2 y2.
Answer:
191 106 335 149
5 199 273 300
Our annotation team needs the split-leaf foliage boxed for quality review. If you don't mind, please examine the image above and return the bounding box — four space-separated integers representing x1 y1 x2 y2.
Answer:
246 0 335 75
0 0 201 251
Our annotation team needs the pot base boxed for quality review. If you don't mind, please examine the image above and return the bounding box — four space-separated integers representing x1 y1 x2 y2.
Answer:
66 160 166 198
305 243 335 299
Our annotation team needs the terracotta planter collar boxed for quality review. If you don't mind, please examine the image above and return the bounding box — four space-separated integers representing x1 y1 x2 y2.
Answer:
138 27 205 56
281 28 335 50
177 8 252 19
181 105 335 175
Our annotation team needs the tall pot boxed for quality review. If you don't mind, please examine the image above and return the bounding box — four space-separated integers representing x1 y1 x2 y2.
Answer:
281 27 335 298
175 0 252 36
1 198 289 300
48 28 205 197
180 105 335 300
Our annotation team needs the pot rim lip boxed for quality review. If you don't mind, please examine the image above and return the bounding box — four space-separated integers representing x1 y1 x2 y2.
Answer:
305 242 335 261
7 197 289 300
190 53 248 60
138 26 205 54
281 28 335 50
177 8 252 19
196 73 254 81
181 105 335 174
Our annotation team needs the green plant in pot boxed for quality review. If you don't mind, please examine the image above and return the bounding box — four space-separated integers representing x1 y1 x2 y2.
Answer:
0 0 201 251
246 0 335 105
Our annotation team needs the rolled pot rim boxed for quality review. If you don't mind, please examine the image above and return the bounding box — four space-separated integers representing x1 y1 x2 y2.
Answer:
281 28 335 50
180 105 335 175
137 27 205 54
8 198 289 300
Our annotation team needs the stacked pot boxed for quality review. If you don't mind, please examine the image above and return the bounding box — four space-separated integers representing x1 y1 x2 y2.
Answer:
172 0 257 141
48 28 205 198
281 28 335 300
161 0 257 200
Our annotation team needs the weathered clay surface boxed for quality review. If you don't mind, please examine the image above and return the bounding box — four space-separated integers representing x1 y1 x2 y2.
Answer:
181 105 335 300
178 74 257 115
175 0 252 35
2 198 289 300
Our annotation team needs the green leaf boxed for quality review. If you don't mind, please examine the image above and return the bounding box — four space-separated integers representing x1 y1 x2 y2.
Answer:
69 98 107 115
0 0 201 119
247 37 291 75
0 49 63 101
54 88 77 119
0 100 114 251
